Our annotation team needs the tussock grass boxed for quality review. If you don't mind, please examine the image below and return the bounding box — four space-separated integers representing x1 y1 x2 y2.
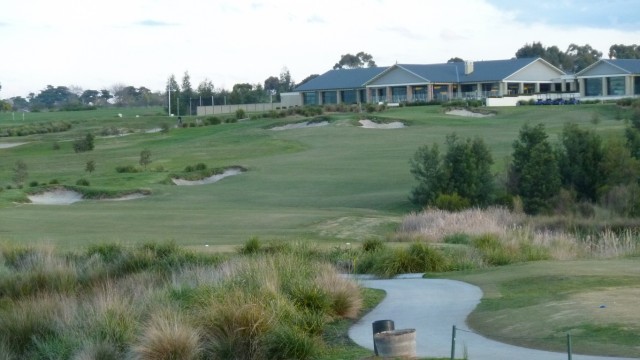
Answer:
133 309 202 360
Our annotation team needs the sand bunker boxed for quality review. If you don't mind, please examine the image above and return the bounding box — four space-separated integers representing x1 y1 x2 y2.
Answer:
0 142 27 149
172 168 243 186
271 121 329 131
28 190 149 205
28 190 84 205
359 119 405 129
446 109 495 118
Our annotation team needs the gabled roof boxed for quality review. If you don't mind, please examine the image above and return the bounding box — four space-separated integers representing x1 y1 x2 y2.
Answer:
393 58 545 83
577 59 640 76
294 67 388 92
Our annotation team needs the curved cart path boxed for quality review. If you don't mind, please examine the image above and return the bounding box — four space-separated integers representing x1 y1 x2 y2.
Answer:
348 275 636 360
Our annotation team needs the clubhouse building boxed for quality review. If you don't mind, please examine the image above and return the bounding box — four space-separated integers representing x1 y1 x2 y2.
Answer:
285 58 640 107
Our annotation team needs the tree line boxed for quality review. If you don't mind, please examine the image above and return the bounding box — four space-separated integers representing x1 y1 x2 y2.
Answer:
2 43 640 113
410 101 640 216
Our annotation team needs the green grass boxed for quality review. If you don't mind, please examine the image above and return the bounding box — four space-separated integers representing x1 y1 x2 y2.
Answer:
0 104 630 248
433 259 640 357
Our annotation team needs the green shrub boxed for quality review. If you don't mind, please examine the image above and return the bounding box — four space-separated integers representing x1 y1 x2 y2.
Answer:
49 179 59 185
28 181 38 187
235 109 246 120
205 116 221 125
472 234 514 266
225 118 238 124
265 325 320 360
434 193 470 211
239 237 261 255
361 238 385 252
115 165 138 173
443 233 472 245
76 179 90 186
195 163 207 171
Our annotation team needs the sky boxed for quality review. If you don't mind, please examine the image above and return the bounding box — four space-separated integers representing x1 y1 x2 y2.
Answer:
1 0 639 99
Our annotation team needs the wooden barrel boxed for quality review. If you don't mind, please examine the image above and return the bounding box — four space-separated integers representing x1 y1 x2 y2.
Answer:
373 329 416 359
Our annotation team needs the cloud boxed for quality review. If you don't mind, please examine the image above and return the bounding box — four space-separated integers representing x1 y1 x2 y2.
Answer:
136 19 177 27
378 26 426 41
440 29 467 42
306 15 325 24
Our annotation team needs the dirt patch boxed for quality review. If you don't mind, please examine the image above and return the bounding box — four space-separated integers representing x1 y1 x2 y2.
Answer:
314 216 401 240
446 109 495 118
270 121 329 131
359 119 405 129
0 142 27 149
172 168 244 186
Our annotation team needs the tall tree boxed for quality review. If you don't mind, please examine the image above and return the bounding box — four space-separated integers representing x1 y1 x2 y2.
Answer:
442 134 494 206
410 143 445 206
508 123 561 214
565 43 602 72
609 44 640 59
166 74 180 115
181 71 194 115
333 52 376 69
447 57 464 63
557 123 604 202
278 67 294 93
197 79 215 100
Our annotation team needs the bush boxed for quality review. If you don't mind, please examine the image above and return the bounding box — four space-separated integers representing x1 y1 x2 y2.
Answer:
133 310 202 360
205 116 221 125
472 234 514 266
361 238 385 252
115 165 138 173
434 193 470 211
235 109 246 120
239 237 261 255
195 163 207 171
28 181 39 187
76 179 90 186
73 133 95 153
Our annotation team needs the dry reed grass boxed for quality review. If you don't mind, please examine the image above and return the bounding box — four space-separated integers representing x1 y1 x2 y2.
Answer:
132 309 202 360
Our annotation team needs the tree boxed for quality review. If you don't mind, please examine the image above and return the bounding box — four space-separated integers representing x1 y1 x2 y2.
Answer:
298 74 319 87
85 160 96 174
181 71 194 115
264 76 279 92
166 74 180 115
557 123 604 202
565 43 602 72
197 79 215 99
447 57 464 63
139 149 152 170
508 123 560 214
73 133 95 153
80 90 100 105
333 52 376 69
442 134 494 206
410 134 494 208
609 44 640 59
278 67 295 93
410 143 445 206
12 160 28 186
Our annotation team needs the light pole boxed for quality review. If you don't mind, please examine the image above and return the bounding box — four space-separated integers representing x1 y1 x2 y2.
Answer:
167 86 172 116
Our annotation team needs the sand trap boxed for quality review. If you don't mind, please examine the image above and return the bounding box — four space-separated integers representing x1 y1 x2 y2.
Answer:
28 190 149 204
172 168 244 186
28 190 83 205
271 121 329 131
446 109 495 118
359 119 405 129
0 142 27 149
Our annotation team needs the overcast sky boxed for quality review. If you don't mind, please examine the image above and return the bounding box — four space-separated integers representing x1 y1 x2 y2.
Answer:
1 0 639 98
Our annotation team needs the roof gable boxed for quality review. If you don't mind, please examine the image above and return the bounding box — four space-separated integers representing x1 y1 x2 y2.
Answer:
294 67 387 91
366 65 429 86
578 59 640 77
506 58 565 81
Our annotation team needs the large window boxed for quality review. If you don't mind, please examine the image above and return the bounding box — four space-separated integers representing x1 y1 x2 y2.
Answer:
635 76 640 95
341 90 357 104
391 87 407 102
359 89 367 103
607 76 626 96
322 91 337 104
584 78 602 96
413 86 427 102
433 84 450 101
303 92 316 105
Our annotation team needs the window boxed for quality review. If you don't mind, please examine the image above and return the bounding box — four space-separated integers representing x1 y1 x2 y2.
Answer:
584 78 602 96
607 76 626 96
341 90 357 104
303 92 316 105
391 87 407 102
322 91 337 104
635 76 640 95
413 86 427 102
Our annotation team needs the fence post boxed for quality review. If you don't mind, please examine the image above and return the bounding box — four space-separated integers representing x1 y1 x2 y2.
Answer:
567 333 572 360
450 325 456 360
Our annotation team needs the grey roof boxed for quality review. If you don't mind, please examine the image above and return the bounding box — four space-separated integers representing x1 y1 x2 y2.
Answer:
601 59 640 74
295 58 553 92
395 58 542 83
294 67 388 92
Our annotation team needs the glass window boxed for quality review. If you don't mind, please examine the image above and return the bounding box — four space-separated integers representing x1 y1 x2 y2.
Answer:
635 77 640 95
584 78 602 96
433 84 450 101
322 91 337 104
341 90 357 104
303 92 316 105
413 86 427 102
359 89 367 103
607 76 625 96
391 87 407 102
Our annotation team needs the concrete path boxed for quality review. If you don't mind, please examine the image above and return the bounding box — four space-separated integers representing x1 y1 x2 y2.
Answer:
348 274 637 360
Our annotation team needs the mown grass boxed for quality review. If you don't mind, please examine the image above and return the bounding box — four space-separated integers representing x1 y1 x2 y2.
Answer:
0 103 630 248
435 260 640 357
